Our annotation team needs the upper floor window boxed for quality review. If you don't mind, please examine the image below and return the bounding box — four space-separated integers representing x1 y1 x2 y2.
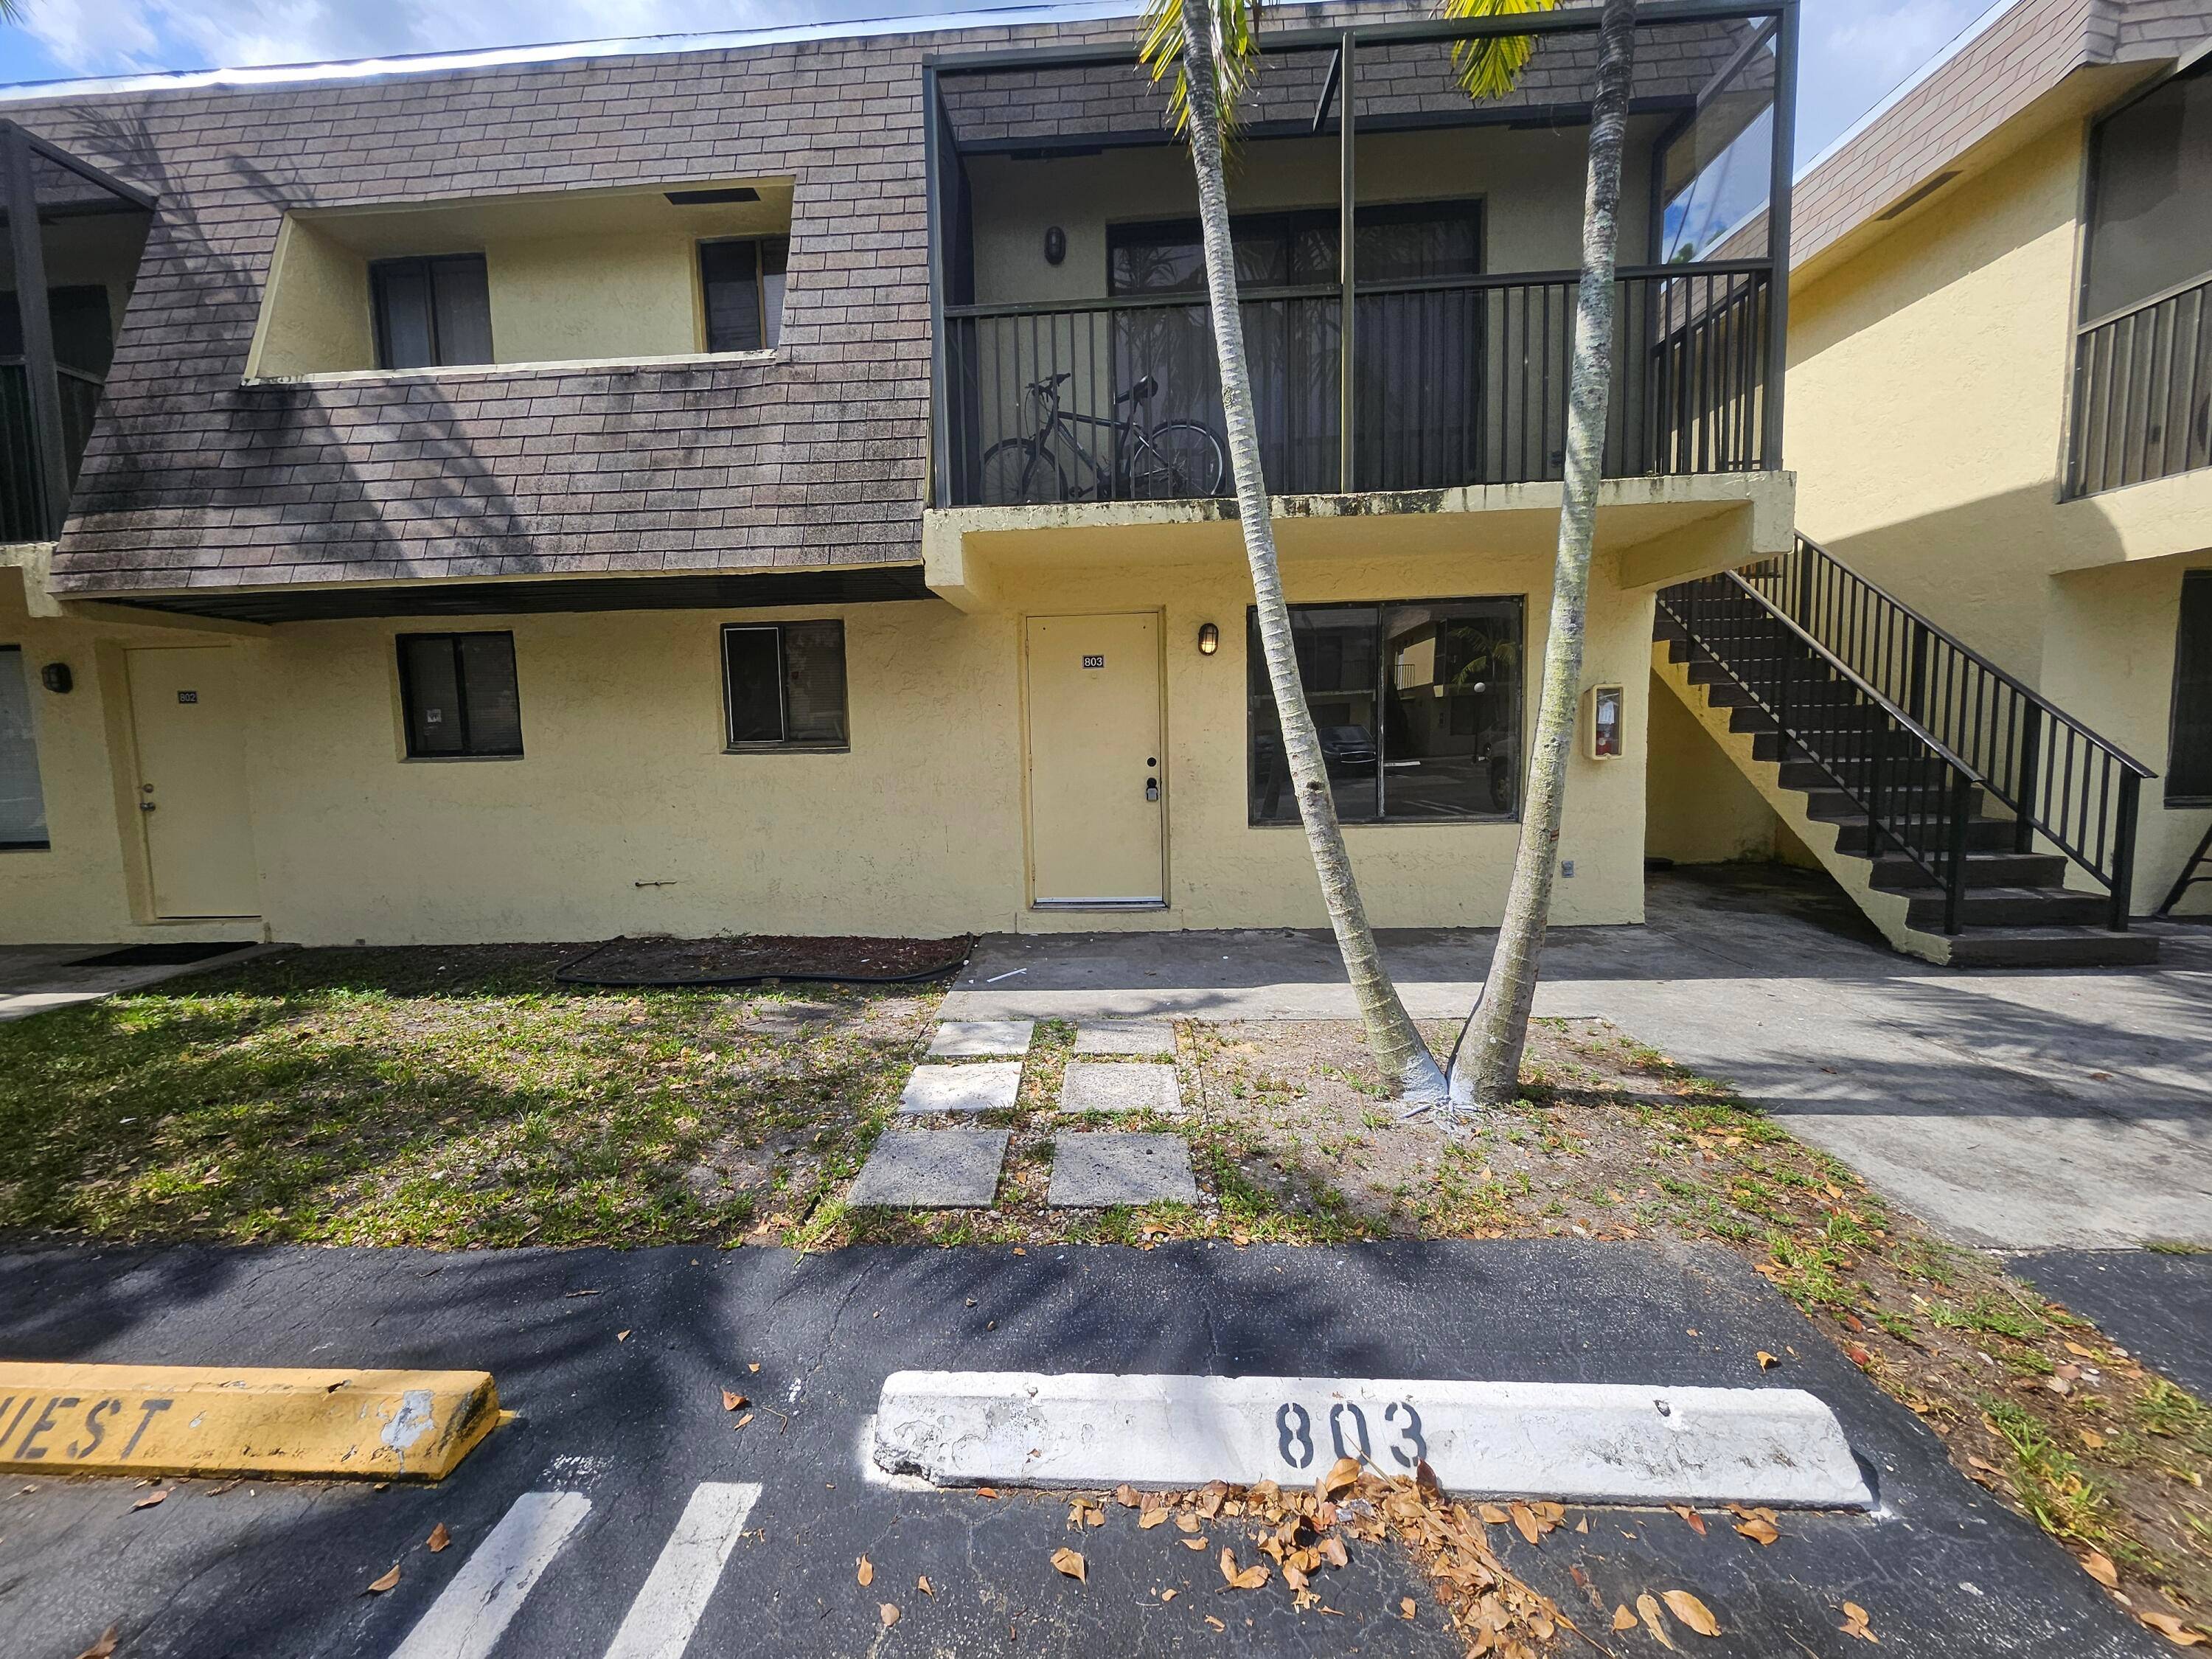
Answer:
700 237 788 352
372 255 494 370
2083 61 2212 324
397 631 523 759
0 647 50 849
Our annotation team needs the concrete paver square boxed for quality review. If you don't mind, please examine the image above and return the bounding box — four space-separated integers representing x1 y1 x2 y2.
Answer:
899 1062 1023 1116
1073 1020 1176 1057
850 1130 1009 1208
1060 1060 1182 1115
1048 1133 1197 1206
927 1020 1035 1058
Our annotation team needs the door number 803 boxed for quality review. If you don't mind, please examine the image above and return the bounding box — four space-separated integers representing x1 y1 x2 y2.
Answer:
1274 1399 1426 1471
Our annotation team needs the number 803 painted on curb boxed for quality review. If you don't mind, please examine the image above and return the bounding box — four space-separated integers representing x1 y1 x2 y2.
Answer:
1275 1400 1425 1471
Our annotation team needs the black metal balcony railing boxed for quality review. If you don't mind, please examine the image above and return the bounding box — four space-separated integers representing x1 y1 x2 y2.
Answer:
0 358 101 543
1742 535 2154 929
2067 271 2212 497
941 262 1771 507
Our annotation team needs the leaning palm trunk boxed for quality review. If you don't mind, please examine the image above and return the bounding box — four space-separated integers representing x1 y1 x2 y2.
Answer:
1175 4 1446 1102
1448 0 1638 1110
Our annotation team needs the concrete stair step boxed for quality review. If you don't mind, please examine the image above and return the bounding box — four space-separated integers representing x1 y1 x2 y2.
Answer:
1870 850 2070 891
1801 785 1987 822
1905 886 2117 930
1938 928 2162 969
1829 815 2018 855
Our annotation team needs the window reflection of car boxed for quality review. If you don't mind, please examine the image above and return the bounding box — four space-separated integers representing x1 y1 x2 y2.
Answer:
1320 724 1377 774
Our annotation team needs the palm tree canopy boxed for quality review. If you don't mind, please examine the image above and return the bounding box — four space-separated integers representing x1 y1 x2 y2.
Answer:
1443 0 1565 101
1138 0 1262 139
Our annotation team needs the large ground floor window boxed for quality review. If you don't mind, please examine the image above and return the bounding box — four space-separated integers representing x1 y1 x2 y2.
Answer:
0 646 49 849
1247 598 1523 827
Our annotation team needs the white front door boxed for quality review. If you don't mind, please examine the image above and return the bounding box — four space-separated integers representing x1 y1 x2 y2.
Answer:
1024 612 1166 906
126 647 260 918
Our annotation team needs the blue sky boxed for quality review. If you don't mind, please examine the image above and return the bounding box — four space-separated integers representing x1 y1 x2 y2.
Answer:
0 0 2000 170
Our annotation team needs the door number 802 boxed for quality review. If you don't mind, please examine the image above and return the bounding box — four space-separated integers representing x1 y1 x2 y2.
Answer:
1274 1400 1426 1471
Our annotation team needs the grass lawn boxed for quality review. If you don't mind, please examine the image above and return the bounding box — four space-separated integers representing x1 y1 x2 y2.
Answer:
0 945 932 1248
1 945 2205 1643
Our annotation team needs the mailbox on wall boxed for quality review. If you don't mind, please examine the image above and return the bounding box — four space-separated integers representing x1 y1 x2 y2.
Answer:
1584 683 1625 760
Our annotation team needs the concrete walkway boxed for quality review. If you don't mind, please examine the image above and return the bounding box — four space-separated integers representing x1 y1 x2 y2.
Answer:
0 940 276 1023
945 867 2212 1251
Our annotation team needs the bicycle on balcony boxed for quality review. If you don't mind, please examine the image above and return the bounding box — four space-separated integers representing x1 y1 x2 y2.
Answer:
978 372 1227 505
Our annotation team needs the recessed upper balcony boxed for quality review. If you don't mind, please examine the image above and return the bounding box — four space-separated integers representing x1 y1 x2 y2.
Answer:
925 4 1790 512
246 179 796 381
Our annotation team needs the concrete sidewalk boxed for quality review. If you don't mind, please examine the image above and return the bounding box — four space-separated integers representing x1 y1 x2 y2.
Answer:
0 940 275 1022
946 868 2212 1251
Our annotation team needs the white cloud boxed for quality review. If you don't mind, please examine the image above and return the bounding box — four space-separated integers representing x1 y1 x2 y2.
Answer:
21 0 796 75
1796 0 2000 162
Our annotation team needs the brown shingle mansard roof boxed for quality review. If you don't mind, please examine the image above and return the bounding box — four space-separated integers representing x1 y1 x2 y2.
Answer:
11 1 1760 598
1788 0 2212 276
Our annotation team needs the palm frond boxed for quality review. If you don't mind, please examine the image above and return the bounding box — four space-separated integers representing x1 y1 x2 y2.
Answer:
1441 0 1564 102
1138 0 1262 141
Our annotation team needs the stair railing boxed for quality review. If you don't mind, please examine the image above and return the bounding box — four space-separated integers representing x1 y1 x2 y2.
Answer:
1742 535 2156 931
1659 569 1982 934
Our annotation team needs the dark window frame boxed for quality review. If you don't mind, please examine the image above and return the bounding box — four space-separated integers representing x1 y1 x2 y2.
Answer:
698 235 790 353
720 619 849 752
2079 59 2212 330
1106 198 1486 297
395 630 524 759
369 254 495 371
1244 595 1526 829
2169 570 2212 807
0 643 50 851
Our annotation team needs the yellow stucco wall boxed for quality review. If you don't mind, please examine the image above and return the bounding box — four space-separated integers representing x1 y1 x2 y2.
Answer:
5 519 1675 945
1783 116 2212 914
1644 666 1780 865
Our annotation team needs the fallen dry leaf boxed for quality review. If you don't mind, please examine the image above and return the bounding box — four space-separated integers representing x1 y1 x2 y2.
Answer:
1182 1537 1208 1551
2140 1612 2208 1647
917 1575 933 1596
1400 1598 1417 1621
427 1522 451 1554
1478 1502 1510 1526
1051 1547 1086 1583
1613 1604 1638 1632
1317 1537 1348 1569
616 1329 631 1342
1733 1514 1779 1546
748 1362 761 1373
1320 1456 1361 1500
721 1390 748 1412
1206 1615 1226 1630
2079 1427 2107 1451
977 1487 998 1500
1840 1600 1879 1643
1161 1588 1177 1601
1756 1351 1779 1370
367 1565 401 1594
2064 1341 2098 1360
1509 1502 1543 1545
735 1413 754 1428
71 1630 117 1659
1663 1590 1722 1636
878 1603 900 1629
857 1556 873 1587
1219 1547 1268 1591
1139 1509 1169 1530
1114 1484 1141 1508
1637 1592 1679 1650
132 1490 169 1512
1669 1504 1707 1537
2082 1551 2119 1589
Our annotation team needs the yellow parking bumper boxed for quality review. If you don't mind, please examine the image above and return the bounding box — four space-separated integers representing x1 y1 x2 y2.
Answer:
0 1363 501 1481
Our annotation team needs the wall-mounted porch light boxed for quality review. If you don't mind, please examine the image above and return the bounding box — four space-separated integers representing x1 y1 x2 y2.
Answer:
1197 622 1220 656
1044 226 1067 266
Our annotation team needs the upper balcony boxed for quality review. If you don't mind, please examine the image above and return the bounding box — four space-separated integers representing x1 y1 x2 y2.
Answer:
923 1 1795 515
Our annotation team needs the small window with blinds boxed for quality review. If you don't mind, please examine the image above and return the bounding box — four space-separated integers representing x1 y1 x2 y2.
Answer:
722 621 846 751
397 632 524 759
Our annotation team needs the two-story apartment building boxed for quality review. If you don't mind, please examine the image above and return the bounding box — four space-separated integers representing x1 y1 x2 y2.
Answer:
0 0 1809 950
1648 0 2212 947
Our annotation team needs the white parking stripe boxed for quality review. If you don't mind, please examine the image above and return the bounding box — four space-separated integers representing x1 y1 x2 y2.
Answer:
389 1489 592 1659
601 1482 762 1659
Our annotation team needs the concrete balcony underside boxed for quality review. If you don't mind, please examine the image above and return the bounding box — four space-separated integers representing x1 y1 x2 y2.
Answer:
923 471 1797 613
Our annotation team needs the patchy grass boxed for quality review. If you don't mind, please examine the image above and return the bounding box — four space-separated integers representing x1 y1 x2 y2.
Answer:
0 945 931 1248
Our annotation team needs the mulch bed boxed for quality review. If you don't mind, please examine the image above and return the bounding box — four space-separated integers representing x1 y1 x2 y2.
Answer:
555 933 973 987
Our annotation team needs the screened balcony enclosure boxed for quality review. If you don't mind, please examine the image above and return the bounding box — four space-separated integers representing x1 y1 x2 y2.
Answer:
0 121 153 545
925 1 1795 510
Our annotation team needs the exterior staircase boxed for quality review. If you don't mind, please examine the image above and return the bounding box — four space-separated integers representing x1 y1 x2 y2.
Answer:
1654 536 2159 969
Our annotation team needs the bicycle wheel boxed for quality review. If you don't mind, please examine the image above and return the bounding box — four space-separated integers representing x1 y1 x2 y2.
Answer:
978 438 1068 506
1129 422 1227 500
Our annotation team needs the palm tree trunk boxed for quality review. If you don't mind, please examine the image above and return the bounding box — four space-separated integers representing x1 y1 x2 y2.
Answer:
1448 0 1638 1110
1177 1 1444 1103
